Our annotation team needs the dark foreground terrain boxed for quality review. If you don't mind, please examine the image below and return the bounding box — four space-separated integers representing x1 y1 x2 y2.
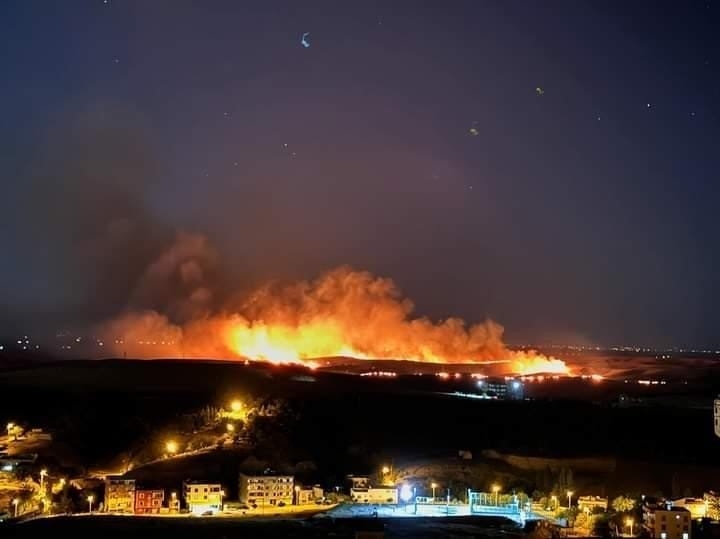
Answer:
1 358 719 497
1 514 523 539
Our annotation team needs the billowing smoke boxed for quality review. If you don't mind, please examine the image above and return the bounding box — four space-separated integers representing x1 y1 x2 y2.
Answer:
7 106 567 375
96 252 568 374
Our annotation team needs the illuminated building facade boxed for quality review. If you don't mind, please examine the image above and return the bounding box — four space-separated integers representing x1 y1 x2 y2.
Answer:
105 477 136 513
351 487 398 504
183 481 223 515
135 489 164 514
578 496 608 512
643 503 691 539
239 473 294 506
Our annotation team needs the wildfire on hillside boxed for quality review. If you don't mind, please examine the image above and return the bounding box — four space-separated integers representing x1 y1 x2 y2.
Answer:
99 235 570 376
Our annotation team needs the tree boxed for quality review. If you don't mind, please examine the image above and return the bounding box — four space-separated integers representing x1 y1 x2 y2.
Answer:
612 495 636 513
552 467 574 498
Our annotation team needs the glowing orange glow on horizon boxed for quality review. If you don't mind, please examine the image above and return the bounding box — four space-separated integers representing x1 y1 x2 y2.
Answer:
221 319 570 376
103 265 573 376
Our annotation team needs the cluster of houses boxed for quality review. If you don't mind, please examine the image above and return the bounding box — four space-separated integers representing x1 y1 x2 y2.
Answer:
104 473 325 516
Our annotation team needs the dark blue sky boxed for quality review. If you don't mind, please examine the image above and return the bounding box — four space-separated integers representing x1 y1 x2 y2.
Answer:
1 0 718 347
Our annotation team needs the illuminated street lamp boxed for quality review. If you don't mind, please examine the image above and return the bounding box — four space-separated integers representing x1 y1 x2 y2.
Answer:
567 490 574 509
230 400 242 413
492 484 501 506
87 494 94 513
12 498 19 517
6 422 14 437
626 517 634 536
226 423 235 433
431 482 438 501
165 440 178 455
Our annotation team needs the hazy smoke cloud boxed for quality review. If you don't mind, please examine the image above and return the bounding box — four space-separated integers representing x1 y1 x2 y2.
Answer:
5 106 566 374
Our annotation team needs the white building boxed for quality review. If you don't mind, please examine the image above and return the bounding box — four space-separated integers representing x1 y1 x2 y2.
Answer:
643 503 691 539
239 473 294 506
183 481 223 515
351 487 398 504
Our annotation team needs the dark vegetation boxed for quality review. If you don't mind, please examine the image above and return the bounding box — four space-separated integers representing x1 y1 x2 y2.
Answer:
1 359 719 497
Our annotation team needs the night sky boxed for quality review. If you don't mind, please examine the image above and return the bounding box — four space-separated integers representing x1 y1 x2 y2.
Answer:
1 1 718 348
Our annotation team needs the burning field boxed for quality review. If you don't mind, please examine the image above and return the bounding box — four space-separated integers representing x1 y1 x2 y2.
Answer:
97 234 569 376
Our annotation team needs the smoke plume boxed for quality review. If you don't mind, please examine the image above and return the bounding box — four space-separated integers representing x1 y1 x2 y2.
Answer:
9 106 567 375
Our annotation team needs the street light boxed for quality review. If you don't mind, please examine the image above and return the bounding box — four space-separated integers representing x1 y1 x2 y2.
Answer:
12 498 19 517
88 494 94 513
230 400 242 412
567 490 574 509
626 517 634 536
382 465 390 475
492 484 501 506
226 423 235 433
431 482 438 501
6 422 14 437
165 440 178 455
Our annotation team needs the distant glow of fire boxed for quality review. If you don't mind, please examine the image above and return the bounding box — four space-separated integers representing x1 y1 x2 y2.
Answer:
104 265 573 376
222 320 570 376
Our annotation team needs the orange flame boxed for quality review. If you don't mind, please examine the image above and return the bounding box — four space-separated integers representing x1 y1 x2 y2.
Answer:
103 265 571 376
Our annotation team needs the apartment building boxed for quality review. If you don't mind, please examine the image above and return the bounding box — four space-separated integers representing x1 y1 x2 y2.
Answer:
135 489 164 514
643 503 691 539
239 473 294 506
183 481 224 515
351 487 399 504
104 477 136 513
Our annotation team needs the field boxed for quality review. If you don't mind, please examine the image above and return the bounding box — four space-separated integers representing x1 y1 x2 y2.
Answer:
1 358 719 500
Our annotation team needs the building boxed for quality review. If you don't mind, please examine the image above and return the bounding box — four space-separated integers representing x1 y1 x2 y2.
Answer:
672 498 707 520
351 487 398 504
135 489 164 514
168 491 180 513
578 496 608 512
714 398 720 438
476 378 524 400
183 481 224 515
105 477 135 513
296 487 315 505
348 475 371 489
643 502 692 539
239 473 294 506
